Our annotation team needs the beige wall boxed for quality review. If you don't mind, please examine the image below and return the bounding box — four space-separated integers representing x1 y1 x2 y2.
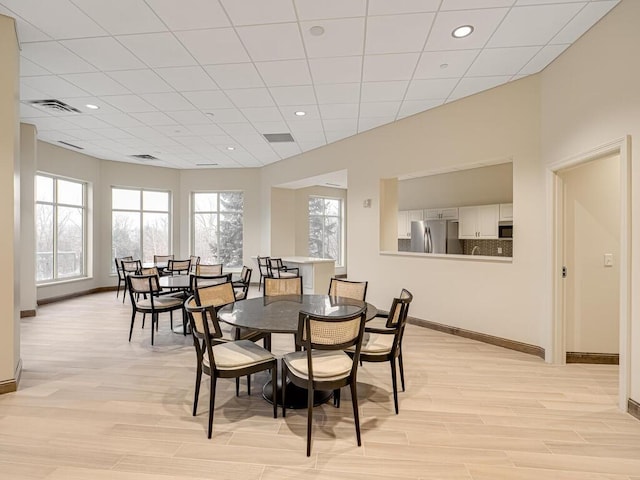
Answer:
270 187 295 257
0 14 19 389
560 154 620 354
20 124 37 314
398 162 513 210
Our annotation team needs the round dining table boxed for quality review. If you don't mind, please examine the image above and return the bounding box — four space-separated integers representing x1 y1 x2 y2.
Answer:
218 294 377 408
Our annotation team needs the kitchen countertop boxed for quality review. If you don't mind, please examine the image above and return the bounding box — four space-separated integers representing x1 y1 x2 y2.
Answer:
280 256 336 264
380 251 512 263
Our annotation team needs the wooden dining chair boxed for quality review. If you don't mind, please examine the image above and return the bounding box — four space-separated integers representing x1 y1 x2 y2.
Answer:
189 255 201 273
328 278 368 301
121 259 142 303
166 259 191 275
268 258 299 279
264 276 303 296
256 256 270 291
282 306 367 456
185 297 277 439
232 266 252 300
346 289 413 414
114 256 133 298
195 263 223 275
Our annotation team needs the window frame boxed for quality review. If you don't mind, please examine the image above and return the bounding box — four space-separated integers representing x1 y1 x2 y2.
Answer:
190 190 244 268
308 195 344 268
35 172 88 284
111 186 172 270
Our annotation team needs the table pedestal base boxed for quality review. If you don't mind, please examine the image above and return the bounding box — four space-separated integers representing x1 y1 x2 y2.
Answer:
262 379 332 409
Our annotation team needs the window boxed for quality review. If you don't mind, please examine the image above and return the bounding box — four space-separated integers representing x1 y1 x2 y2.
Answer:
192 192 243 268
36 174 87 282
309 196 343 266
112 188 170 267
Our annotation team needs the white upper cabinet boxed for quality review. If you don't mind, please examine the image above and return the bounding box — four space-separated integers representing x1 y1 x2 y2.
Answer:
398 209 423 238
425 207 458 220
500 203 513 221
458 204 499 239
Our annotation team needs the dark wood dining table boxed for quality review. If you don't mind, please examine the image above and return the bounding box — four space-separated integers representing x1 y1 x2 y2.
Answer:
218 294 377 408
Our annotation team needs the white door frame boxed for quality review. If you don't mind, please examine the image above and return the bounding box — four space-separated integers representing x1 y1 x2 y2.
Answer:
547 136 631 411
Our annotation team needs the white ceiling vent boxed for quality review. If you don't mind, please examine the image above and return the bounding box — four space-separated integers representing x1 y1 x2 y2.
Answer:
29 99 81 114
58 140 83 150
263 133 295 143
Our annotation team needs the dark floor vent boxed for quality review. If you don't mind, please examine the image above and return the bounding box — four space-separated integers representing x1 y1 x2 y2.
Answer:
58 141 83 150
29 99 81 113
130 154 159 160
263 133 295 143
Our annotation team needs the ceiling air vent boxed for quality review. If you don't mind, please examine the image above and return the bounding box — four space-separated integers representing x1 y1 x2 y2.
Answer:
263 133 295 143
58 140 83 150
130 154 159 161
29 99 81 113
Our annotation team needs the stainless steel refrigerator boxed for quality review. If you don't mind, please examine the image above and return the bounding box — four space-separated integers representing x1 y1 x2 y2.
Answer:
410 220 462 254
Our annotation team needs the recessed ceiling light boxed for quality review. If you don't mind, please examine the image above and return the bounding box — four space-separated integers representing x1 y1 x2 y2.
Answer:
226 146 235 151
309 25 324 36
85 104 99 110
295 111 306 116
452 25 473 38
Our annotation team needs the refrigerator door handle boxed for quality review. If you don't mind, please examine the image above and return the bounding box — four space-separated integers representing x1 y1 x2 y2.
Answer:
425 226 432 253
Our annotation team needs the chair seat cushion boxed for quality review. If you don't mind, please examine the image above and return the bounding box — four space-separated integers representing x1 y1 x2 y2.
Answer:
208 340 274 370
278 271 298 278
284 350 352 381
136 297 183 310
365 316 391 330
348 332 393 355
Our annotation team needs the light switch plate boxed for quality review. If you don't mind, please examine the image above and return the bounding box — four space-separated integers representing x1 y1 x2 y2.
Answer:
604 253 613 267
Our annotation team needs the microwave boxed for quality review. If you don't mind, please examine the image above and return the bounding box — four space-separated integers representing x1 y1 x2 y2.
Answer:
498 221 513 239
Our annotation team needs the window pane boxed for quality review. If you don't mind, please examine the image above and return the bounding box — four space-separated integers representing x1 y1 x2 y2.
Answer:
309 197 324 215
324 217 340 260
324 198 340 216
112 211 141 260
143 212 169 264
57 206 83 278
57 179 83 206
36 204 54 281
194 213 218 264
219 213 242 268
143 190 169 212
219 192 243 212
308 216 323 258
194 192 217 212
113 188 140 210
36 175 53 203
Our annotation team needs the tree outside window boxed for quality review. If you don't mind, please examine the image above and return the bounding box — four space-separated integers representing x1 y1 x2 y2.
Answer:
192 192 243 268
36 174 86 282
309 196 343 267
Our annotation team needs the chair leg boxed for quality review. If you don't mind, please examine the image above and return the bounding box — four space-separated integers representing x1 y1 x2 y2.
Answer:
151 313 156 346
272 362 277 419
306 384 314 457
208 376 217 439
350 382 362 446
281 361 287 418
235 378 240 397
170 311 174 330
193 364 202 416
116 279 121 298
247 374 251 396
142 313 146 329
390 358 399 415
333 388 341 408
128 311 136 342
398 349 406 392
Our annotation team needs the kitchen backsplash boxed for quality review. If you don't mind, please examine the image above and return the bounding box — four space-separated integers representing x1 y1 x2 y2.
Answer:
397 238 512 257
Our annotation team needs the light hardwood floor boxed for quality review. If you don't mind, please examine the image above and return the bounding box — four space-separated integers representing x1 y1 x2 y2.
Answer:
2 291 640 479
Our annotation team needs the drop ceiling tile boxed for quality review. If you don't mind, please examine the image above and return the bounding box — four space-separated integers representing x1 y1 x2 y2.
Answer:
0 9 51 42
319 103 359 119
166 110 211 125
365 13 435 55
255 60 312 87
188 124 225 135
314 83 360 104
93 127 135 140
20 84 48 101
236 23 305 62
293 131 326 143
397 98 445 118
102 94 157 113
323 118 358 131
21 42 96 74
231 132 271 145
448 75 511 101
29 117 77 131
424 8 510 51
300 18 365 58
240 106 283 122
1 0 106 39
363 53 420 82
220 0 296 25
204 63 264 89
20 103 51 118
226 88 275 108
59 97 121 114
156 66 219 92
368 0 440 15
269 85 316 106
287 118 324 133
488 3 584 47
325 129 356 142
269 142 302 157
61 37 147 71
414 49 480 78
467 46 540 76
441 0 515 9
64 128 107 141
515 0 586 4
358 116 395 132
62 72 130 96
294 0 366 20
63 115 114 129
71 0 167 35
106 70 173 94
20 57 51 76
182 91 235 110
176 28 250 65
519 44 569 75
309 57 362 84
21 75 91 98
125 126 169 139
297 139 327 151
141 92 194 111
117 33 196 68
197 108 245 123
146 0 230 30
95 113 145 128
359 102 400 118
551 1 619 45
361 81 408 102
